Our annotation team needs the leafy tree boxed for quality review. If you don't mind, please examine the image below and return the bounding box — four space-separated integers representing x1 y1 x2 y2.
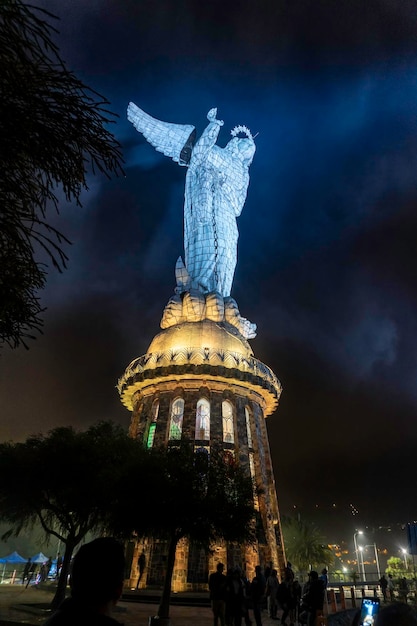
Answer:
331 569 350 583
113 442 257 620
0 422 145 609
281 516 334 575
0 0 124 349
386 556 412 581
0 519 56 559
0 426 257 619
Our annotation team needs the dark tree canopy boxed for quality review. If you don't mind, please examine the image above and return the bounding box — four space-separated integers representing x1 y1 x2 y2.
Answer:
0 0 124 349
0 426 257 616
115 442 257 546
0 421 143 608
113 442 257 619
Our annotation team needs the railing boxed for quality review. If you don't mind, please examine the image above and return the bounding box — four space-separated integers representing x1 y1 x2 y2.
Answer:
323 583 416 614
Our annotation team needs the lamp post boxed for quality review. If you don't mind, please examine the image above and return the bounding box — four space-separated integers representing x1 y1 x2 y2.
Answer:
363 543 381 579
402 548 409 570
354 530 364 576
374 543 381 580
359 546 366 582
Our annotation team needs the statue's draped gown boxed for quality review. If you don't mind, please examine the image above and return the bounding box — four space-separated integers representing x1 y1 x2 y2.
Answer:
184 124 250 298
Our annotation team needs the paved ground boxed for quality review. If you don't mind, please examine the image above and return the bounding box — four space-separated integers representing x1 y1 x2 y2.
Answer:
0 585 286 626
0 583 363 626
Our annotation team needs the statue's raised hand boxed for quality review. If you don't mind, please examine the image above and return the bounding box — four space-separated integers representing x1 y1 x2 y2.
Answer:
207 108 224 126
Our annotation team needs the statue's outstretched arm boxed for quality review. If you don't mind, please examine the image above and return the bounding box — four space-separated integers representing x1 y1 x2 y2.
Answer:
189 108 224 168
207 107 223 124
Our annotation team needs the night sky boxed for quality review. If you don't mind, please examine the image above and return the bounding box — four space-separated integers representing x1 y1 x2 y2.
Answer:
2 0 417 541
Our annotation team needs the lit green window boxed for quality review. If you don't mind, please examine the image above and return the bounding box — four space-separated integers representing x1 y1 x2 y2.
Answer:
146 400 159 448
147 423 156 449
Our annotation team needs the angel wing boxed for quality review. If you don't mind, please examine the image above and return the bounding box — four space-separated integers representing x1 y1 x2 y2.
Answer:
127 102 196 166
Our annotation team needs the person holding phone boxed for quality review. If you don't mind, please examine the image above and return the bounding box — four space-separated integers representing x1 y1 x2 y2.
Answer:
359 598 379 625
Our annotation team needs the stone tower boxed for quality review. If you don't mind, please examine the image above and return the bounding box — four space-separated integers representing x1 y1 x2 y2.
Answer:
119 103 286 589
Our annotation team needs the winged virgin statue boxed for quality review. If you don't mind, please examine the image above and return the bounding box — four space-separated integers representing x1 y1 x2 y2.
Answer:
127 104 256 299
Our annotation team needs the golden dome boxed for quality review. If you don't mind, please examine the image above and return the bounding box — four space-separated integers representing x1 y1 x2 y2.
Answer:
147 320 254 359
118 320 281 416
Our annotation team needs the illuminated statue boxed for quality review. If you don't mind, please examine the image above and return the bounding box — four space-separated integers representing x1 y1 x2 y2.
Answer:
127 103 257 338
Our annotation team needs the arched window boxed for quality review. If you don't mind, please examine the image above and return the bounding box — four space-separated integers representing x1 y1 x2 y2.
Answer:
249 452 256 479
245 407 253 448
195 398 210 441
249 452 259 509
169 397 184 440
222 400 234 444
146 400 159 449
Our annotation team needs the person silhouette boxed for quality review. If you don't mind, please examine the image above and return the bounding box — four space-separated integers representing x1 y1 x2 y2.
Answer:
22 557 31 585
135 550 146 590
43 538 125 625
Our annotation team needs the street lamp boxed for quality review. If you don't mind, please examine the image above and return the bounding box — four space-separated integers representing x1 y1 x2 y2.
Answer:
374 543 381 580
354 530 364 576
362 543 381 579
402 548 409 570
359 546 366 582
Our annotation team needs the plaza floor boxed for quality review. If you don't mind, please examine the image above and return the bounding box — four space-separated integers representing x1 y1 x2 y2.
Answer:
0 585 283 626
0 583 362 626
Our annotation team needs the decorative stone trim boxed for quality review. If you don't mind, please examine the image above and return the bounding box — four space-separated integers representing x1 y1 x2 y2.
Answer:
118 353 281 415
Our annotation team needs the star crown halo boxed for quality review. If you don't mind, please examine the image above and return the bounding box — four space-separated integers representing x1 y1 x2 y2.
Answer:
230 125 255 141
